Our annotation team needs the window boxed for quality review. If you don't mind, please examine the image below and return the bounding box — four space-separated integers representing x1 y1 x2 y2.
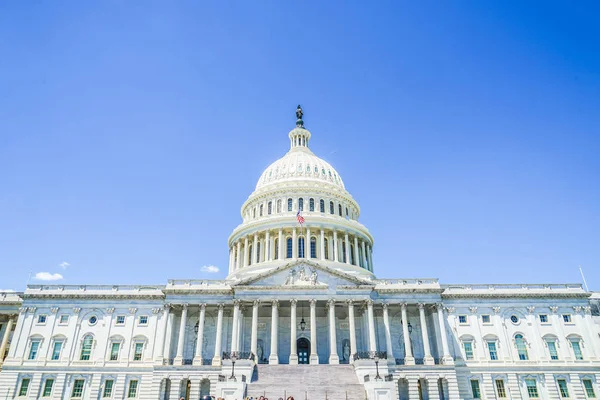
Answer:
18 378 30 396
547 340 559 360
310 237 317 258
38 315 47 324
571 340 583 360
103 380 114 397
116 316 125 325
88 316 97 325
470 380 481 399
463 341 474 360
482 315 491 324
42 379 54 397
563 314 572 323
510 315 519 324
28 340 40 360
487 341 498 360
133 342 144 361
342 242 347 263
259 204 263 216
71 379 85 398
338 204 342 216
256 242 261 263
495 379 507 398
248 244 253 265
539 314 548 323
309 198 314 211
525 379 539 398
268 201 272 215
582 379 596 398
274 238 279 259
138 316 148 325
80 335 93 360
110 342 120 361
319 199 325 213
298 198 304 211
324 238 329 259
128 380 138 398
59 315 69 324
286 238 293 258
276 199 282 213
51 341 63 360
329 201 334 214
298 237 305 258
557 379 570 398
515 334 528 360
252 207 256 218
458 315 468 324
287 198 293 212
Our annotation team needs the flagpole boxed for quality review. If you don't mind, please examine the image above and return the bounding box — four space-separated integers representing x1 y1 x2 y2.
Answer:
579 265 590 292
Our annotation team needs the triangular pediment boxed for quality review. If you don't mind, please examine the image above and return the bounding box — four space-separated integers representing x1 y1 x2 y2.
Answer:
232 260 374 289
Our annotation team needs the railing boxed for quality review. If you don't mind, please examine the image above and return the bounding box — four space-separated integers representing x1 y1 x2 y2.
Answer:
183 359 193 365
375 279 439 286
167 279 229 287
163 358 174 365
202 358 213 366
442 283 583 291
218 375 226 382
222 351 255 361
395 358 405 365
434 357 442 365
414 358 424 365
353 351 387 361
384 374 394 382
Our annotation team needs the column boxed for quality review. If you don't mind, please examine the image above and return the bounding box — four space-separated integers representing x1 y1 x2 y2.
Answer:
236 241 241 270
278 229 284 260
163 309 175 360
0 316 15 364
306 227 311 258
401 303 415 365
427 377 441 400
252 234 258 264
368 245 373 271
174 304 188 364
265 230 271 261
382 304 394 364
231 301 240 352
228 247 234 272
407 376 420 400
347 300 357 364
435 304 453 364
212 304 224 366
320 229 325 260
292 228 297 258
419 303 434 365
251 300 259 360
310 299 319 364
243 237 249 267
366 300 377 352
289 300 298 364
344 232 350 264
328 299 339 364
361 240 367 268
269 300 279 364
193 304 206 365
333 231 339 262
353 237 359 266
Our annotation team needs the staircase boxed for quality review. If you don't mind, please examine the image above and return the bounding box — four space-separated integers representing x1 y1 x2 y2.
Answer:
246 365 366 400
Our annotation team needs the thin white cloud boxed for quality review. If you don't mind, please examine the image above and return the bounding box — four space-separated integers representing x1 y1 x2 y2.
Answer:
33 272 64 281
59 261 70 269
200 265 220 273
0 289 15 292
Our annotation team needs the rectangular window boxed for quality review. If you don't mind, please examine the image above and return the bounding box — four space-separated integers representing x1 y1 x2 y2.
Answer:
470 380 481 399
59 314 69 324
563 314 572 323
571 341 583 360
583 379 596 398
557 379 570 398
18 378 30 396
128 380 138 398
481 315 491 324
525 379 539 398
459 315 468 324
38 315 47 324
463 341 474 360
547 341 559 360
51 341 63 360
116 315 125 325
487 341 498 360
71 379 85 398
133 343 144 361
42 379 54 396
539 314 548 323
288 198 293 212
138 316 148 325
495 379 507 398
103 380 114 398
110 342 120 361
28 340 40 360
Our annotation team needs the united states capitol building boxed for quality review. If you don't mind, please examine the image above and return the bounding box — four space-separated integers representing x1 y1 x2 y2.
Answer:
1 107 599 400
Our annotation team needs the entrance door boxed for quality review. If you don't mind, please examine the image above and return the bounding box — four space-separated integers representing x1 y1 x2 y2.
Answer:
297 338 310 364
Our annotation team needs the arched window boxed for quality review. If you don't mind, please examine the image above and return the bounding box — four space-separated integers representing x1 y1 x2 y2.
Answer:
298 237 305 258
256 242 261 263
80 335 93 360
310 237 317 258
277 199 282 213
286 238 293 259
324 238 329 260
248 245 253 265
253 208 256 218
338 204 342 216
259 205 264 217
329 201 334 214
515 334 528 360
274 238 279 259
358 247 363 268
298 198 304 211
288 198 293 212
320 199 325 213
309 198 314 211
345 207 348 216
350 244 355 265
342 242 347 263
268 202 272 215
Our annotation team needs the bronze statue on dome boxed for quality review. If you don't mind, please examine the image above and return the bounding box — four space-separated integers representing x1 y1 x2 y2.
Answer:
296 105 303 120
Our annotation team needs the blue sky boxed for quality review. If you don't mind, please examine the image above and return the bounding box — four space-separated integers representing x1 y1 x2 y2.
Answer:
1 1 599 291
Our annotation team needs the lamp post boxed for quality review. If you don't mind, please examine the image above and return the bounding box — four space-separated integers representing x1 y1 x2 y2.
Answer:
373 353 382 381
229 353 238 381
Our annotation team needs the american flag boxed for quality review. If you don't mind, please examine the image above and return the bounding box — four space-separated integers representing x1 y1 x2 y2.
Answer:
296 210 305 225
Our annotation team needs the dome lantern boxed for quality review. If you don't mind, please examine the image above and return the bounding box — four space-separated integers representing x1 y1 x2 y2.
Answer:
289 105 311 151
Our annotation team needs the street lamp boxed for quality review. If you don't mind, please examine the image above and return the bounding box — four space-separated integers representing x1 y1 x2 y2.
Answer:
373 353 382 381
194 322 199 335
229 353 238 381
408 322 413 335
300 302 306 331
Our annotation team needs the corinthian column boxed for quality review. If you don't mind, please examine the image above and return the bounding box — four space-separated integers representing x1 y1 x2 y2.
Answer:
243 237 249 267
265 230 271 261
269 300 279 364
333 231 339 262
0 316 15 364
418 303 434 365
306 227 311 258
401 303 415 365
310 299 319 364
193 304 206 365
278 229 284 260
366 300 377 352
435 303 453 364
251 300 259 360
231 300 240 352
361 241 367 269
382 304 394 364
344 232 350 264
236 241 242 270
252 234 258 264
320 229 325 260
289 300 298 364
174 304 188 365
212 304 224 366
328 299 339 364
292 228 297 258
347 300 357 364
353 237 359 266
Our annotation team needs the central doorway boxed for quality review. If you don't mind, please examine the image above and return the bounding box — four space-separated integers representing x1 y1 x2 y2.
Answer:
297 338 310 364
